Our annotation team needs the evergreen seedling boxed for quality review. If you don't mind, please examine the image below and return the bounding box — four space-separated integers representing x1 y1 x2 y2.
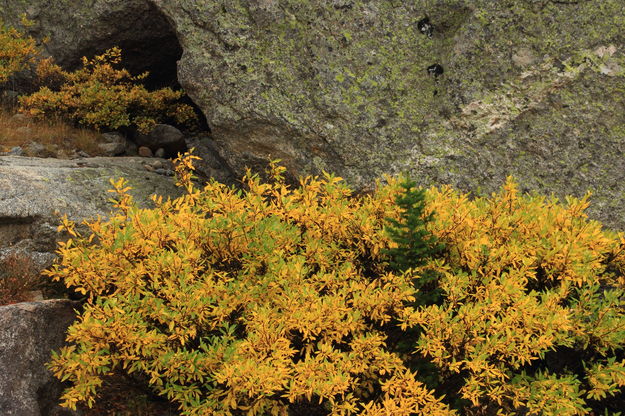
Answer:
384 177 444 305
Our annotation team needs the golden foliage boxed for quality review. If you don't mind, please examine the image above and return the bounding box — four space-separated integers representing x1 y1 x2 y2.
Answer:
46 156 625 415
19 47 197 133
401 178 625 415
46 152 448 415
0 19 38 84
1 22 195 134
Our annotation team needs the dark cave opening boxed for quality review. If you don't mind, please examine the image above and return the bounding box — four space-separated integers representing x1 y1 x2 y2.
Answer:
61 3 182 90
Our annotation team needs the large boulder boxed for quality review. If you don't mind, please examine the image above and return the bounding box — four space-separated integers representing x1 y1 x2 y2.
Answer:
4 0 625 229
0 156 183 271
0 299 80 416
149 0 625 229
0 0 180 87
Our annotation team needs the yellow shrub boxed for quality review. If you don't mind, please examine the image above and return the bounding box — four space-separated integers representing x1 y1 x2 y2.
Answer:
46 154 625 415
0 20 38 84
19 47 196 133
46 152 450 415
402 179 625 415
1 22 194 133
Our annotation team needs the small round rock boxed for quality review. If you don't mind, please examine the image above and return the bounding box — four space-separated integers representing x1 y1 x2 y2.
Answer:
138 146 153 158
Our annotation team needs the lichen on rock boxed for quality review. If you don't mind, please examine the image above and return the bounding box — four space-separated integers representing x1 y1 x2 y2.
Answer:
151 0 625 228
4 0 625 229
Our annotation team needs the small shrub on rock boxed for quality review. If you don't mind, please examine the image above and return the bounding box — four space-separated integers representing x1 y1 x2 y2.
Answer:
19 47 196 133
46 153 625 415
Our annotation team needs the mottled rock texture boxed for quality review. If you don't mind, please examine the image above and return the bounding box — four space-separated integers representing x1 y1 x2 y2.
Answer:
185 135 237 186
0 300 79 416
150 0 625 228
4 0 625 229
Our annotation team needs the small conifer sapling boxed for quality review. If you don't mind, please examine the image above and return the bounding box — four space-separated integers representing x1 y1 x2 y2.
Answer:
384 177 444 304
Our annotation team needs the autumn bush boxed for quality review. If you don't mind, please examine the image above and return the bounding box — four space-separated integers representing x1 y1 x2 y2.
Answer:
19 47 197 133
0 18 38 85
46 152 625 415
405 182 625 415
1 21 195 133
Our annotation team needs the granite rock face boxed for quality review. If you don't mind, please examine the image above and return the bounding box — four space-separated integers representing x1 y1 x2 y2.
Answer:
3 0 625 229
185 135 237 186
0 300 80 416
150 0 625 228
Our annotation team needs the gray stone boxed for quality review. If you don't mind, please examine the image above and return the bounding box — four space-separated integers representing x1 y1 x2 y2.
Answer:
149 0 625 230
98 132 127 156
73 150 90 159
154 148 165 158
151 159 173 171
0 299 80 416
138 146 153 158
154 168 173 176
135 124 186 157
